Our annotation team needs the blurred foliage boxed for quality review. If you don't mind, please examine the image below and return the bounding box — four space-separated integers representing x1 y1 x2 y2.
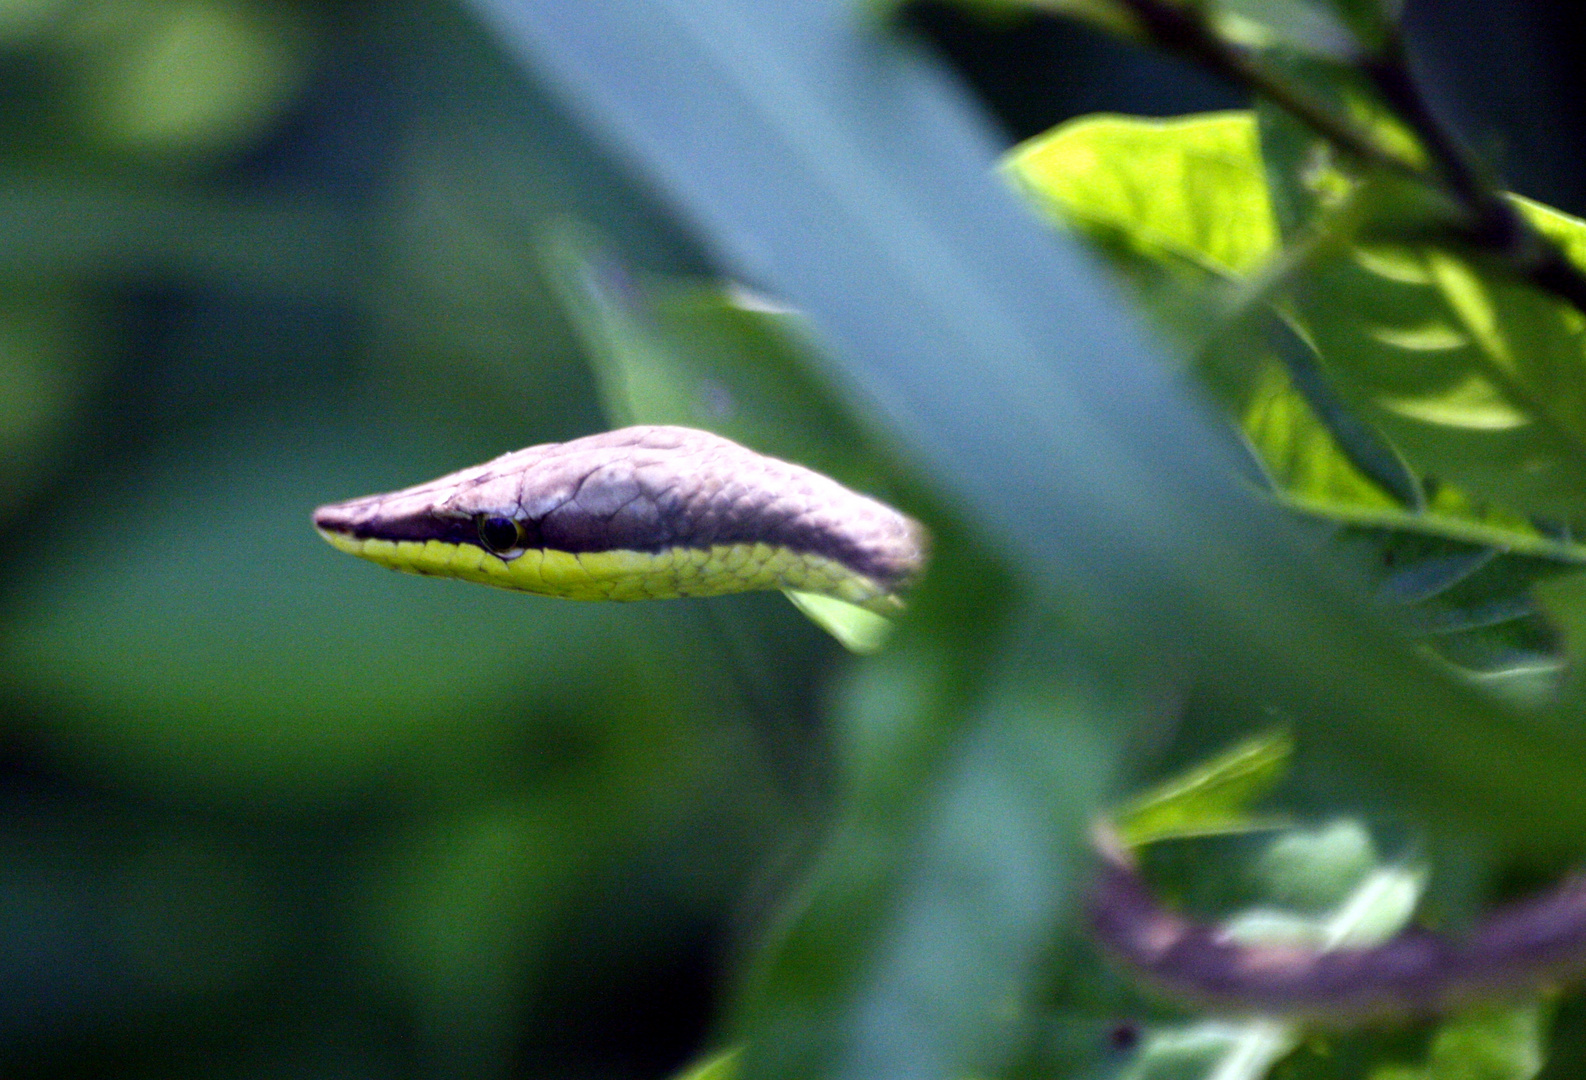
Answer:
0 2 819 1077
6 1 1586 1080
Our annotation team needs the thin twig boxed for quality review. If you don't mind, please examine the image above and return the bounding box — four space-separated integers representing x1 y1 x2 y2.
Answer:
1108 0 1418 177
1105 0 1586 321
1360 33 1586 317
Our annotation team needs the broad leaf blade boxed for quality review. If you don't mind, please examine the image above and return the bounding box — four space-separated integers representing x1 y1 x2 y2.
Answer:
1259 105 1586 528
1011 109 1586 683
1006 111 1278 279
470 10 1586 1080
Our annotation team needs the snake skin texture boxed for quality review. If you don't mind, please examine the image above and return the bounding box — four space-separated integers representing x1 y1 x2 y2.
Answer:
313 425 927 610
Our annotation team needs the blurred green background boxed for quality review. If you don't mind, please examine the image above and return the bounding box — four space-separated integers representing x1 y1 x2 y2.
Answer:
0 4 824 1075
2 2 1585 1078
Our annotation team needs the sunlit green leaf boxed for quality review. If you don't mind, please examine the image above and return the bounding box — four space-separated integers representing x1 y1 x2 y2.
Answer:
1007 111 1276 280
1372 1004 1550 1080
1259 106 1586 530
783 590 895 654
1112 730 1293 848
671 1047 742 1080
1008 109 1586 684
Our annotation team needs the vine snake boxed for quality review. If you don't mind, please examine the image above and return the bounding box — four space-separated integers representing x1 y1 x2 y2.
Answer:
313 425 927 613
314 423 1586 1019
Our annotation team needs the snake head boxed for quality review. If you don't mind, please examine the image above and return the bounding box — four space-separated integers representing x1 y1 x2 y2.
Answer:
314 425 926 610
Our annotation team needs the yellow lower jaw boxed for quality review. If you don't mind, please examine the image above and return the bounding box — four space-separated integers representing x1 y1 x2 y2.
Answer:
316 529 902 612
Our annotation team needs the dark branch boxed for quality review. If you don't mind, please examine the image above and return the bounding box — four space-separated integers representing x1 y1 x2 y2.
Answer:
1104 0 1586 322
1089 825 1586 1021
1360 36 1586 318
1109 0 1418 178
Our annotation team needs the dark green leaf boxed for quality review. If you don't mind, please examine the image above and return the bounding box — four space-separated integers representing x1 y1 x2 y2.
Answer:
731 611 1137 1080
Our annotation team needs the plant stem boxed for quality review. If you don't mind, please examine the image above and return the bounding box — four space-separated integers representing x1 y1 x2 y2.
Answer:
1104 0 1586 320
1360 34 1586 317
1108 0 1417 176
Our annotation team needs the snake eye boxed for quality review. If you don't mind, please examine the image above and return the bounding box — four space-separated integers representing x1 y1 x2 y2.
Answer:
476 514 525 555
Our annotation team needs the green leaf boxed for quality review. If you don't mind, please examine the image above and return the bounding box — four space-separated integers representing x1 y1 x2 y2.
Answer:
1249 314 1426 508
1371 1004 1550 1080
782 590 895 654
1006 111 1277 281
1250 352 1583 686
730 611 1136 1080
1112 730 1294 848
1006 113 1307 418
1259 105 1586 530
1121 1019 1299 1080
1009 109 1586 684
671 1047 741 1080
1530 572 1586 704
1254 820 1383 912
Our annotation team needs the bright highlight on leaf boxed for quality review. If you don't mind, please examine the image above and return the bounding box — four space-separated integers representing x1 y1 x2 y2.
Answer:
1111 729 1293 848
1005 109 1586 690
782 590 894 654
669 1047 741 1080
1005 111 1277 278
